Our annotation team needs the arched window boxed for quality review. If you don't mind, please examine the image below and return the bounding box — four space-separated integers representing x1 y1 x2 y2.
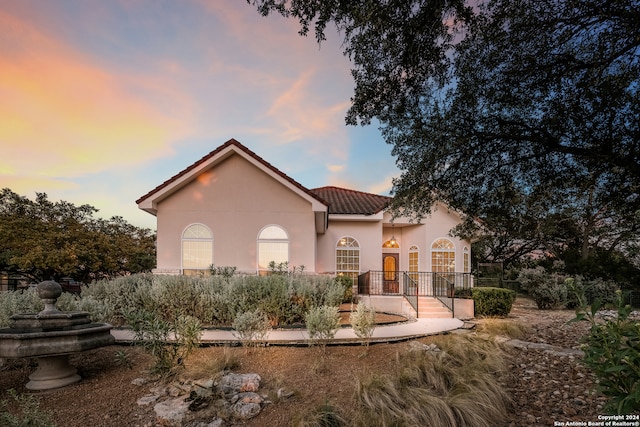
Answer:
182 224 213 275
431 238 455 273
336 237 360 282
258 225 289 274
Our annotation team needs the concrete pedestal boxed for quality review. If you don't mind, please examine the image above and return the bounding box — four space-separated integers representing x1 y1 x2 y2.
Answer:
26 354 82 390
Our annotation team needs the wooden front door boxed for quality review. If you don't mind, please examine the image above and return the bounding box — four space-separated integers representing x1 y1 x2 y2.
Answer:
382 253 399 293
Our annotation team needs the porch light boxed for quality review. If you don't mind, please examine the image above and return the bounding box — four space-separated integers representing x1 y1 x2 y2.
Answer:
389 224 397 247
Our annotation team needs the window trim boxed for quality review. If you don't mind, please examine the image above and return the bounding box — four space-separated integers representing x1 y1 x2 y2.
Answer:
335 236 360 278
181 223 213 274
257 224 289 273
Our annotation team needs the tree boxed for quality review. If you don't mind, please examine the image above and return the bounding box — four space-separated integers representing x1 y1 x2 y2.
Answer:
249 0 640 273
0 188 156 283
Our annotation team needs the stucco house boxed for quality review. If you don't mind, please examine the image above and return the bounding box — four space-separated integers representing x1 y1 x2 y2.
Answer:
137 139 473 318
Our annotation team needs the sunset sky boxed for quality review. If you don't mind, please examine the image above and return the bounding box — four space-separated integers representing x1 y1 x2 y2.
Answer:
0 0 397 230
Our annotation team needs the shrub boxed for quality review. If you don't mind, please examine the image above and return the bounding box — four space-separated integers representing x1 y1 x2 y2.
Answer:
517 267 567 309
334 275 354 303
349 304 376 346
0 290 44 327
305 305 341 346
0 389 55 427
471 287 515 316
209 264 237 280
565 276 620 309
232 309 271 348
571 284 640 414
125 309 202 377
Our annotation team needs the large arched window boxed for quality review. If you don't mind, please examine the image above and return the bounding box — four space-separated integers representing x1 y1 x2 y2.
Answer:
431 238 455 273
182 224 213 275
336 237 360 282
258 225 289 274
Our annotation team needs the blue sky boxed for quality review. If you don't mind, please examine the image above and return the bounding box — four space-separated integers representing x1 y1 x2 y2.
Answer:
0 0 398 230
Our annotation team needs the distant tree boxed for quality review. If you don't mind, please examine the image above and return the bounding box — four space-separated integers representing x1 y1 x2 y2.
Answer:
249 0 640 275
0 188 155 283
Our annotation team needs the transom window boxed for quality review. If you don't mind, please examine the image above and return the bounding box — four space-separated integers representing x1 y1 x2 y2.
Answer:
336 237 360 282
431 238 455 273
182 224 213 275
258 225 289 273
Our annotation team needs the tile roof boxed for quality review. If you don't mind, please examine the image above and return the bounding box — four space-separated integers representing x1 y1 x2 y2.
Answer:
310 186 390 215
136 138 328 207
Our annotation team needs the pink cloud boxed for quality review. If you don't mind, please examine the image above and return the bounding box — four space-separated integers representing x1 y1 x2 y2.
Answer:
0 9 191 180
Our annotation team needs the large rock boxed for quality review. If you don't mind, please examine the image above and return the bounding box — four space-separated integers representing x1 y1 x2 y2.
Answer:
154 397 191 426
218 373 261 394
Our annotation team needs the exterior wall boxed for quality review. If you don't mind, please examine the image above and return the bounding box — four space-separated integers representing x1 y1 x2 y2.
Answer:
386 207 471 273
155 153 317 273
316 219 382 274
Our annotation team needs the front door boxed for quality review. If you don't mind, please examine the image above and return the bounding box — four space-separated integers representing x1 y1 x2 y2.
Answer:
382 253 399 293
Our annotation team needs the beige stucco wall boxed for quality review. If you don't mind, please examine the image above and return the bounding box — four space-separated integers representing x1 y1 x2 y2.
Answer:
155 153 317 273
315 206 470 276
387 206 471 273
316 220 383 274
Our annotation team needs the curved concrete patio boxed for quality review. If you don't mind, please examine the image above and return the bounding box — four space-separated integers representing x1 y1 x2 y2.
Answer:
110 317 465 346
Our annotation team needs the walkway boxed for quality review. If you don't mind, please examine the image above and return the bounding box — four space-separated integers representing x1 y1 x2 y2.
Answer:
110 317 465 346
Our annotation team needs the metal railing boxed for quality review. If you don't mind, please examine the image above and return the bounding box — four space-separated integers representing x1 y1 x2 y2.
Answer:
357 271 474 316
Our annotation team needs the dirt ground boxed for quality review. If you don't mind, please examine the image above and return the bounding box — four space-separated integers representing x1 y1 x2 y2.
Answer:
0 298 607 427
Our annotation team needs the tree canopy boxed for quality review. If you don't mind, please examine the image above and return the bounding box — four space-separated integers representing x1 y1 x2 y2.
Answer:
0 188 156 283
249 0 640 275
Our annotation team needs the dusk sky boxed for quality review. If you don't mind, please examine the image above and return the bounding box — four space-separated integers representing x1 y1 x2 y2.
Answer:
0 0 397 230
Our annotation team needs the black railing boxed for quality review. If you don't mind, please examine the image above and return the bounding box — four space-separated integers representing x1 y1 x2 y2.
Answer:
357 271 474 316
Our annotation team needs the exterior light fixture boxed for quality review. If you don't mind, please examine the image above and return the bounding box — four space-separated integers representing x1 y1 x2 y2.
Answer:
389 223 397 247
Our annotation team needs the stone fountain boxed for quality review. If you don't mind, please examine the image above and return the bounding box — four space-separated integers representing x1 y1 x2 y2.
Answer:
0 281 115 390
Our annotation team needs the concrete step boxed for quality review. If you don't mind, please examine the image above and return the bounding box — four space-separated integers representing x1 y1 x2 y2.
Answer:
416 297 452 319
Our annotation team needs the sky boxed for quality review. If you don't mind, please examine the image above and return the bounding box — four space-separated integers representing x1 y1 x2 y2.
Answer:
0 0 398 230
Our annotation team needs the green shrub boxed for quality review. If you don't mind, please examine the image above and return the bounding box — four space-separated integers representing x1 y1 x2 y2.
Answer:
566 276 621 309
125 309 202 377
232 309 271 348
305 305 341 346
571 283 640 414
334 275 353 303
0 290 43 327
209 264 237 280
0 389 55 427
62 273 346 328
349 303 376 346
471 287 515 317
517 267 567 309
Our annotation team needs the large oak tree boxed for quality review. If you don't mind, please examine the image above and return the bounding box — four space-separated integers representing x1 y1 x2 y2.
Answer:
249 0 640 272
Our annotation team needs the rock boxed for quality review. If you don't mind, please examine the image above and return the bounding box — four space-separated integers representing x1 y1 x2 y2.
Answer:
131 377 150 386
219 373 261 394
231 401 261 421
154 397 191 426
237 392 264 405
137 394 160 406
191 419 224 427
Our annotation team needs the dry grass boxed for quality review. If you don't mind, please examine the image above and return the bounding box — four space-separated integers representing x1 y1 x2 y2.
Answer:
349 335 511 427
476 317 531 339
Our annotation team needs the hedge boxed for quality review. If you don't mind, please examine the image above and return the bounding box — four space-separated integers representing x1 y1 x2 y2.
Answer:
471 287 516 317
